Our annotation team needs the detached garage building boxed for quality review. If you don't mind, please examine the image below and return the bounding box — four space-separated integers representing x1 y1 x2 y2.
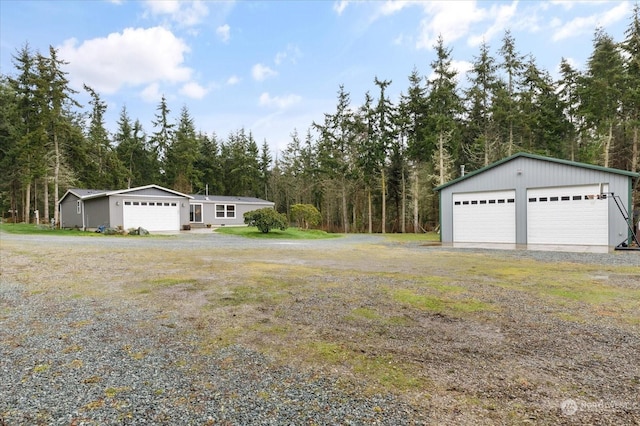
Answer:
436 153 639 249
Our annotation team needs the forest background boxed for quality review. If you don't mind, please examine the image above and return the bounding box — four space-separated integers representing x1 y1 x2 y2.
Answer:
1 7 639 233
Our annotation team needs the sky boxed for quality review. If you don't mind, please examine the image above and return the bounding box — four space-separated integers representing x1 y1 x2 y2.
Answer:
0 0 634 155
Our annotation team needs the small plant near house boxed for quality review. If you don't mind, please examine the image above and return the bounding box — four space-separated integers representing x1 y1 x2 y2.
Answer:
290 204 321 230
243 208 288 233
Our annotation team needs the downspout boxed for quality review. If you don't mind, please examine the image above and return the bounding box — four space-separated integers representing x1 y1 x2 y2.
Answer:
82 200 86 231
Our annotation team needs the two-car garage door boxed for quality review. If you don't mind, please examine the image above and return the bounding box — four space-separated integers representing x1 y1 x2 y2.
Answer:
526 184 608 246
123 200 180 231
452 184 609 246
453 190 516 243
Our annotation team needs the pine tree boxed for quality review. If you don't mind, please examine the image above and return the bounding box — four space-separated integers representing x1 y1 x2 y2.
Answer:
463 41 502 168
579 28 625 167
149 95 174 183
621 4 640 175
85 84 125 189
165 105 200 193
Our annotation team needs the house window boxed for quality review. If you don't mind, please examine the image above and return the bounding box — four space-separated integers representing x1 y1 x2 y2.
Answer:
215 204 236 218
190 203 203 222
76 200 81 214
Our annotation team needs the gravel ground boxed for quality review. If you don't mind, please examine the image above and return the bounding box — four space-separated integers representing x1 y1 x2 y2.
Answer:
1 231 639 425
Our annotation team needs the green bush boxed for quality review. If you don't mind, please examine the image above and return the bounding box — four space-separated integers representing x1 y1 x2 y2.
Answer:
244 208 288 233
291 204 321 229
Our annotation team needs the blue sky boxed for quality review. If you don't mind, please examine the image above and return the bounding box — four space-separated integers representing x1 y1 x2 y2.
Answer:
0 1 632 155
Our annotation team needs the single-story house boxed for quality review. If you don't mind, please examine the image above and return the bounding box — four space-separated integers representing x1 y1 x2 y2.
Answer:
59 184 275 232
435 152 639 249
189 194 275 228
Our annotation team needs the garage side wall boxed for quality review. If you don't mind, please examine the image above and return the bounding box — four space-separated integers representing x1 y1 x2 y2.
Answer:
59 195 82 229
84 198 110 229
439 157 633 246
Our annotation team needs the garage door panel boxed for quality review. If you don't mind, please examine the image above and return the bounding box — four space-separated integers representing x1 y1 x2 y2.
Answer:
123 201 180 231
527 185 608 246
453 190 516 243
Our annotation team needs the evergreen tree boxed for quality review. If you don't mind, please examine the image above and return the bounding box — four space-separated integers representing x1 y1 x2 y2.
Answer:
85 84 125 189
259 139 272 200
497 30 526 156
401 67 429 233
621 4 640 175
149 95 174 183
314 85 357 232
557 58 582 161
463 41 502 168
195 131 223 195
427 36 462 187
579 28 625 167
165 105 200 193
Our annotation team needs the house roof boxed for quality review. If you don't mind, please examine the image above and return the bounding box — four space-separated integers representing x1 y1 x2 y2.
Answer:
59 184 192 203
190 194 274 204
434 152 640 191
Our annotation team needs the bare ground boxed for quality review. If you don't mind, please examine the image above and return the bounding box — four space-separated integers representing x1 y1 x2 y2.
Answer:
1 231 639 425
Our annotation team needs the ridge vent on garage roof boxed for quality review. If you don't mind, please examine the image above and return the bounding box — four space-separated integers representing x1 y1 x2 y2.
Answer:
434 152 640 192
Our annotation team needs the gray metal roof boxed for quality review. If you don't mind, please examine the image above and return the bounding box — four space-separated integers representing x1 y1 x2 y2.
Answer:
435 152 639 191
190 194 274 204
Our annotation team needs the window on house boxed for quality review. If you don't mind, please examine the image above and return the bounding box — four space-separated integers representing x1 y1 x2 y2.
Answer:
76 200 81 214
215 204 236 218
190 204 203 222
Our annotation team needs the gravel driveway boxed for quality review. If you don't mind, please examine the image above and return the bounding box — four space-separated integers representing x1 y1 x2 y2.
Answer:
1 231 639 425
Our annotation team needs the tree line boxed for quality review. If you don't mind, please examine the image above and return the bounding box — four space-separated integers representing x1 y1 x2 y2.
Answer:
1 6 639 232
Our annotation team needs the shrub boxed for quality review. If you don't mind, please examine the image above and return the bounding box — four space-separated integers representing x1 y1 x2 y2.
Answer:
291 204 321 230
244 208 288 233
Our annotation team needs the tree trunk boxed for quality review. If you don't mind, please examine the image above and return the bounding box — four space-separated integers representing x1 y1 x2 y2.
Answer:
53 132 60 226
43 176 49 223
603 122 613 168
367 187 372 234
381 168 386 234
401 169 406 233
24 183 31 223
413 165 419 233
632 126 638 173
341 178 348 233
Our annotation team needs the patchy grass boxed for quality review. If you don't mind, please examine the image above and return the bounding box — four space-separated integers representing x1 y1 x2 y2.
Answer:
3 232 639 424
215 226 342 240
388 288 495 315
382 232 440 243
0 223 98 236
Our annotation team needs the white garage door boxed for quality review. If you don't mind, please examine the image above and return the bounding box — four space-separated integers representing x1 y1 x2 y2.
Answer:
123 200 180 231
527 184 608 246
453 190 516 243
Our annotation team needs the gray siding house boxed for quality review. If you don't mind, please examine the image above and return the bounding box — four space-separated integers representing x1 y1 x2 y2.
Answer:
435 152 639 248
59 184 276 232
59 185 192 231
189 195 275 227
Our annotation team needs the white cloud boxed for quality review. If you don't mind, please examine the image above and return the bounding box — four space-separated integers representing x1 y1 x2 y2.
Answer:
416 1 488 49
180 81 208 99
552 1 630 41
259 92 302 109
426 60 473 83
467 1 518 47
58 27 192 95
140 82 161 103
274 44 302 65
334 0 349 15
144 0 209 27
227 75 240 85
369 0 412 22
216 24 230 42
252 63 278 81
